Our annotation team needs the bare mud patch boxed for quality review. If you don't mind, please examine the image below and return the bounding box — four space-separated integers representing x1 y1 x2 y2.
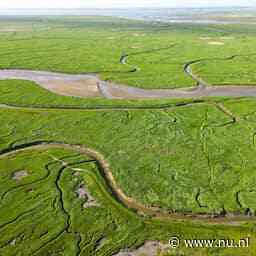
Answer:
220 36 234 40
9 239 16 246
130 45 142 49
114 241 169 256
43 79 100 98
132 33 145 37
0 28 29 32
76 186 100 208
0 28 19 32
208 41 225 45
199 36 212 40
12 170 28 181
0 70 101 98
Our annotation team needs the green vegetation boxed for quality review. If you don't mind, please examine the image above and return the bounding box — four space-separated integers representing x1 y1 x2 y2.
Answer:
1 147 255 255
193 54 256 85
0 148 147 255
1 82 256 254
1 15 256 255
1 85 256 216
1 16 256 89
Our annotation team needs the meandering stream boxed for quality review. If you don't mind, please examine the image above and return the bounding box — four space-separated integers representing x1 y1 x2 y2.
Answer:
1 68 256 99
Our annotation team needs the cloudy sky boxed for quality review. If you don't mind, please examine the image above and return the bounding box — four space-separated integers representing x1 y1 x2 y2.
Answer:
0 0 255 9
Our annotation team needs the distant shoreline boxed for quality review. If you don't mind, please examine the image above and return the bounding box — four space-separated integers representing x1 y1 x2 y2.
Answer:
0 6 255 15
0 7 256 25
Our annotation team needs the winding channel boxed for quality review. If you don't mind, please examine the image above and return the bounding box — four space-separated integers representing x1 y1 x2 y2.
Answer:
1 66 256 99
1 140 255 224
1 56 256 223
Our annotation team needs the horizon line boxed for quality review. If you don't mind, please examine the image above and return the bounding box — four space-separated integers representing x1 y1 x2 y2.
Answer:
0 6 255 10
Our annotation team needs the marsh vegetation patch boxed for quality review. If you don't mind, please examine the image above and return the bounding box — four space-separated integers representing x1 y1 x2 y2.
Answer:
1 15 256 256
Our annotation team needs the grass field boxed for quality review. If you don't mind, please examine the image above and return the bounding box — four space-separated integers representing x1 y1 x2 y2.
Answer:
1 146 255 256
1 16 256 89
1 81 256 215
1 15 256 255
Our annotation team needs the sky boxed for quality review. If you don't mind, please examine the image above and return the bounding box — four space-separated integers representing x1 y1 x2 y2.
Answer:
0 0 256 9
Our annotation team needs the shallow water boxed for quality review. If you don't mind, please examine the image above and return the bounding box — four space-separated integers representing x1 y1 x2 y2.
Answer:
1 69 256 99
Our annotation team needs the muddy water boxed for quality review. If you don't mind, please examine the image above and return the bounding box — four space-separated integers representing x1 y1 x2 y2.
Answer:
0 70 93 81
0 70 101 98
1 69 256 99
